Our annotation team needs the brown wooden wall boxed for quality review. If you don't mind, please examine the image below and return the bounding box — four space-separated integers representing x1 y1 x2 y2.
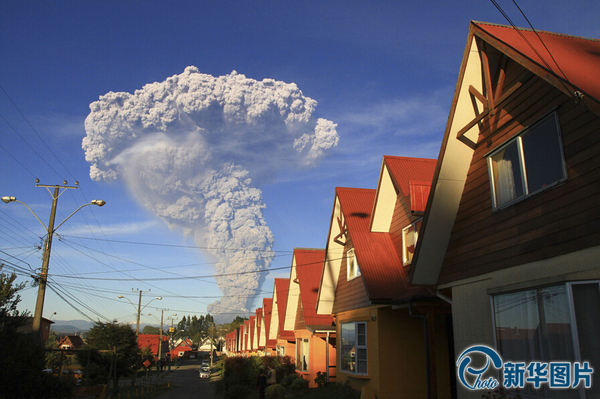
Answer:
389 194 419 264
438 58 600 284
332 239 371 314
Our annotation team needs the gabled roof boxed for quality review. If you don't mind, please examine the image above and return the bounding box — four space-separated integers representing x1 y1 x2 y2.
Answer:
337 187 431 302
383 156 437 198
292 249 333 329
371 156 436 232
272 278 294 341
472 21 600 109
249 316 255 351
410 21 600 285
57 335 84 350
262 298 276 348
255 308 263 347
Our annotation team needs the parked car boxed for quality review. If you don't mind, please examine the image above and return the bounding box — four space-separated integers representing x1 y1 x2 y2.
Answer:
199 369 210 379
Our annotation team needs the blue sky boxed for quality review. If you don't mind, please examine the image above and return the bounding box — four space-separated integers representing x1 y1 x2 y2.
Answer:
1 1 599 326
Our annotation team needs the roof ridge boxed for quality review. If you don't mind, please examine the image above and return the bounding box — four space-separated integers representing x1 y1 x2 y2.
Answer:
472 20 600 43
383 155 437 162
294 247 326 251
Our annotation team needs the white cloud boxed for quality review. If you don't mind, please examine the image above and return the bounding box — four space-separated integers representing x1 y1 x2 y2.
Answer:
82 67 339 322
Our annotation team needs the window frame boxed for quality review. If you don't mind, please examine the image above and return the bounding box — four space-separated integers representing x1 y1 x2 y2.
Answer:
487 111 567 211
340 321 368 376
402 218 423 266
491 281 600 399
296 338 309 371
346 248 361 281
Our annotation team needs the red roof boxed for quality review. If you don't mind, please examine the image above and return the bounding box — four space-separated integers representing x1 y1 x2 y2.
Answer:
293 248 334 328
249 316 255 350
337 187 432 301
138 334 169 355
262 298 276 348
383 156 436 199
275 278 294 340
243 320 250 350
473 21 600 102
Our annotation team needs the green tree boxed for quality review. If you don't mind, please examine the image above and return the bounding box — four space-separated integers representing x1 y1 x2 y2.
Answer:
45 330 61 370
141 325 161 334
79 321 141 387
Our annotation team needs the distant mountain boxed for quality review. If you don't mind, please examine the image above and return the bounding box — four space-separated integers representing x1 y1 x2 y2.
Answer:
50 320 159 334
51 320 94 334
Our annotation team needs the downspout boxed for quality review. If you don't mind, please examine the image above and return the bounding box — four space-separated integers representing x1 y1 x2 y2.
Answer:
326 331 330 383
409 300 431 399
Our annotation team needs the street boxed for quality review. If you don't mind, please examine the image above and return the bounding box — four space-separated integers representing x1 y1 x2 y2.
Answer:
149 360 219 399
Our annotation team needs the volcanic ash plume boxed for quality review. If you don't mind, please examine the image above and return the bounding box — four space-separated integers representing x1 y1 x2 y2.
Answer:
82 67 339 322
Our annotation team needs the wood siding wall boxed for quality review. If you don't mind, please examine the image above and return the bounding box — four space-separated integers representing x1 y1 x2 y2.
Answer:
439 59 600 284
390 194 418 263
332 239 371 314
295 292 306 331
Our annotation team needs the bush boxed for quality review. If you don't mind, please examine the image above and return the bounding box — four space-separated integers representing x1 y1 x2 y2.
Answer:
289 376 309 394
265 384 285 399
333 381 361 399
314 371 327 388
281 373 300 388
223 384 253 399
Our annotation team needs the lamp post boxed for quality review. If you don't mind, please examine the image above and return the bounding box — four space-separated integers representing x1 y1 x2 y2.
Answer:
118 290 162 336
1 184 106 339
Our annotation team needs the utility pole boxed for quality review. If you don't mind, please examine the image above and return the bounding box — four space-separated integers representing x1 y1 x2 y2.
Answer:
159 310 164 374
2 182 105 339
118 289 160 337
33 186 60 337
136 289 143 336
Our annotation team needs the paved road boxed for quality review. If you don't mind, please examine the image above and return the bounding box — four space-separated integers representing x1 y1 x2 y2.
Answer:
151 361 219 399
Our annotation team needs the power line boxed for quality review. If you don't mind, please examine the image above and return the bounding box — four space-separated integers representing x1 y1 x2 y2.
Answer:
59 235 293 253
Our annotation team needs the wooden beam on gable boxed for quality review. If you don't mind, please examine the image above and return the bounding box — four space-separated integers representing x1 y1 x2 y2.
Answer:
333 216 347 246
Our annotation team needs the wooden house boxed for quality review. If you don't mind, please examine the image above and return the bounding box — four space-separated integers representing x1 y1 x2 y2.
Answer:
137 334 169 360
270 278 295 357
260 298 277 355
409 21 600 399
284 248 336 387
316 156 454 399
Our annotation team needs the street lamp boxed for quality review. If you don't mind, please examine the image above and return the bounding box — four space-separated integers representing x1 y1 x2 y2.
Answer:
1 184 106 339
118 291 162 336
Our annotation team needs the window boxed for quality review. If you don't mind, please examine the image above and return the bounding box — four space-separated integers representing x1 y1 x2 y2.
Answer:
61 345 71 350
488 112 566 209
340 322 368 375
276 345 285 357
296 338 309 371
492 282 600 398
346 248 361 280
402 219 422 265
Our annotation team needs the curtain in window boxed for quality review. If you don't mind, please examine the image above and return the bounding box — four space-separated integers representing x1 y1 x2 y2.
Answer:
495 159 517 205
494 286 577 398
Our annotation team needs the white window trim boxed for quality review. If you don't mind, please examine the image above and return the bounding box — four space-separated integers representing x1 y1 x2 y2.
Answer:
296 338 309 371
340 321 368 376
402 218 422 266
346 248 361 281
487 111 567 211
